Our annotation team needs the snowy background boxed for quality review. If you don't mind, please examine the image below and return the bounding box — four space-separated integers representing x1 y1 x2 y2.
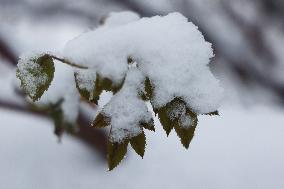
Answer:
1 0 284 188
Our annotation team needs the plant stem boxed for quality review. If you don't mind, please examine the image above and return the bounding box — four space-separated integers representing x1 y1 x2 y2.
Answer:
50 55 89 69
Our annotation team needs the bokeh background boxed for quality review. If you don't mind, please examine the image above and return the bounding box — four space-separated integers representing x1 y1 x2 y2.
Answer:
1 0 284 188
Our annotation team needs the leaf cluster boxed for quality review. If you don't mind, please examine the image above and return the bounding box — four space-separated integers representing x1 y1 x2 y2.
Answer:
16 53 219 170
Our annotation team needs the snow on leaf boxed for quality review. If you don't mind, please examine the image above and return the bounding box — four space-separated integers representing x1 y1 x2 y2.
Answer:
16 53 55 101
174 109 198 149
64 12 223 114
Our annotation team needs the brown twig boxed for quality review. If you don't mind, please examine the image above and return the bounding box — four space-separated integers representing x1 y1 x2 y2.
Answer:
0 37 18 65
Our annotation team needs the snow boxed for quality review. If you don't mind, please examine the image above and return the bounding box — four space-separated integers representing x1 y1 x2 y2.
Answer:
37 62 80 123
102 68 152 142
64 12 223 114
1 105 284 189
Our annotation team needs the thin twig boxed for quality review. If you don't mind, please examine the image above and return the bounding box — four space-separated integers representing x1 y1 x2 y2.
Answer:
50 55 89 69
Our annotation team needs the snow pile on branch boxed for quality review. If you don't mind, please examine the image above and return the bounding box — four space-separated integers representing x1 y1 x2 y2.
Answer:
64 12 223 114
16 11 223 169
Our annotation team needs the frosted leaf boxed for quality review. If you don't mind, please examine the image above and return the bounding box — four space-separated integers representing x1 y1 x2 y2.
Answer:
16 53 54 101
74 69 97 101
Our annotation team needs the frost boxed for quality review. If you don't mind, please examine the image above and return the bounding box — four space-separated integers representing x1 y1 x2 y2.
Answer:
64 12 223 114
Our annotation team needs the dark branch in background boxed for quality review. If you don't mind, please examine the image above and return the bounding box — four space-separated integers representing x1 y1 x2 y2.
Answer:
219 1 284 100
221 1 276 65
115 0 159 17
0 37 18 65
0 0 99 24
263 0 284 20
0 35 107 158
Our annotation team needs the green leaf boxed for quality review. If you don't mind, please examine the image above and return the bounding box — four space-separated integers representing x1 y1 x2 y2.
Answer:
96 74 113 92
16 54 55 101
130 131 146 158
108 139 129 171
158 106 174 136
97 74 124 93
174 112 198 149
140 118 155 131
92 112 110 128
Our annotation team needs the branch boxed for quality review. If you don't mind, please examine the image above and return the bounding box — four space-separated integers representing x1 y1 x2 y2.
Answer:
0 37 18 65
51 55 89 69
0 0 99 24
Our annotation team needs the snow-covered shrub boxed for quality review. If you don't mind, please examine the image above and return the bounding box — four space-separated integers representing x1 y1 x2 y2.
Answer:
16 11 223 170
